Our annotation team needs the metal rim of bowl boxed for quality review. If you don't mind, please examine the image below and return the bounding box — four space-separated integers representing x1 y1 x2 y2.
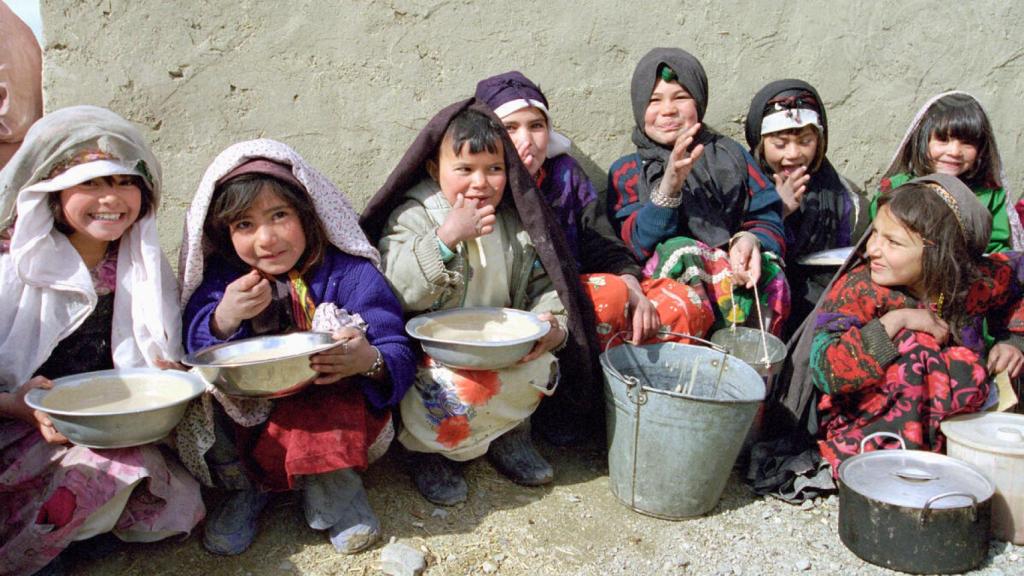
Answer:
406 307 550 348
182 332 339 368
24 368 206 417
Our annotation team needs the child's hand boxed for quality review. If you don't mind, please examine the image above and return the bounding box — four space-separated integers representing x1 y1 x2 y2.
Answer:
622 275 660 345
153 357 188 371
988 343 1024 378
773 167 810 217
212 270 271 338
729 235 761 289
310 327 379 384
437 194 497 250
520 312 566 363
656 123 705 200
0 377 69 445
880 309 950 344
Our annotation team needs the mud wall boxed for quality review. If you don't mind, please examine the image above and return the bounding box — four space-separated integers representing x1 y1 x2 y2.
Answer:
40 0 1024 249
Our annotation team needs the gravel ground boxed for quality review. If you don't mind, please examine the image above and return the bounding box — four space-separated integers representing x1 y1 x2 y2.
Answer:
73 436 1023 576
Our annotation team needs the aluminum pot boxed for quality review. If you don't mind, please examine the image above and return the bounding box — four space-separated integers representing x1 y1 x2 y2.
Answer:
405 307 550 370
837 432 994 574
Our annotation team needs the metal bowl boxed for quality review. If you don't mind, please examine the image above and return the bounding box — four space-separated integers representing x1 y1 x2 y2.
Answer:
24 368 205 449
406 307 550 370
710 327 786 377
183 332 339 398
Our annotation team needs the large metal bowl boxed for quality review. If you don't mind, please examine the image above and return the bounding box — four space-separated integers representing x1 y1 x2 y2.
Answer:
183 332 339 398
406 307 550 370
24 368 205 449
710 326 786 377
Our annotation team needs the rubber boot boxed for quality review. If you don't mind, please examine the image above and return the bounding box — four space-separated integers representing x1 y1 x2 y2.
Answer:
487 420 553 486
203 488 269 556
327 479 380 554
303 468 363 531
409 451 468 506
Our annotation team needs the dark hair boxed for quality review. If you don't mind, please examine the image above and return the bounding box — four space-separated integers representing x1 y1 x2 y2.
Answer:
878 182 980 338
440 108 506 159
754 125 825 175
203 174 327 275
893 94 1001 189
49 175 153 236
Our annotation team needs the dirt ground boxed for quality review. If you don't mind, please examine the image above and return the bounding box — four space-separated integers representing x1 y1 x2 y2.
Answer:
73 435 1023 576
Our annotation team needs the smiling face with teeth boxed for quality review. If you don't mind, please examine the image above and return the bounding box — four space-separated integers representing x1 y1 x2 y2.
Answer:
58 174 144 249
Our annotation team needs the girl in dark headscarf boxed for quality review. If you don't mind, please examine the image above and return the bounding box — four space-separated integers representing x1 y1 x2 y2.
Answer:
361 100 598 506
475 71 712 353
802 174 1024 473
745 79 869 338
608 47 789 336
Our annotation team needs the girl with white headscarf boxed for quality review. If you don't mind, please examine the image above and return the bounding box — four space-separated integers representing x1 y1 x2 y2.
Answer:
0 106 203 575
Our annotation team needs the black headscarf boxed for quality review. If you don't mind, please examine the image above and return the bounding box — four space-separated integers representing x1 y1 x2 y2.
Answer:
360 98 602 415
629 47 753 249
745 79 851 259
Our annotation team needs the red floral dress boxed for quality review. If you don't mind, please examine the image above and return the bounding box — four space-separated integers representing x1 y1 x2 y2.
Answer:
809 255 1024 473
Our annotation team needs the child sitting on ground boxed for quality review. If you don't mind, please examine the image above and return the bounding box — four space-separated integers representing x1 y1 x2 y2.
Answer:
0 106 203 575
361 103 592 506
178 139 415 555
807 174 1024 471
874 91 1023 252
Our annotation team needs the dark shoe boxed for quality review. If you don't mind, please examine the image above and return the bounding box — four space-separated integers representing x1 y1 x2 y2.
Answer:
410 452 467 506
488 421 553 486
303 468 363 531
203 489 269 556
328 482 380 554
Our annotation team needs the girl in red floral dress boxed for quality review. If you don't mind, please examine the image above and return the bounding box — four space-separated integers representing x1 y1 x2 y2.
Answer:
809 173 1024 473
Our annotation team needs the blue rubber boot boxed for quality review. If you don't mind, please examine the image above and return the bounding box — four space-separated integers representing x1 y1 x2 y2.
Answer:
327 480 380 554
410 452 468 506
202 489 269 556
303 468 362 531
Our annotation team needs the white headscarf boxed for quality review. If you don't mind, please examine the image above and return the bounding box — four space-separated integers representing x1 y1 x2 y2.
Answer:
0 106 182 392
178 138 379 307
884 91 1024 250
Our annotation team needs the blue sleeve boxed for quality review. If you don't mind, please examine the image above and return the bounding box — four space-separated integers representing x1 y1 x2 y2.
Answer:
739 149 786 257
182 267 253 353
608 155 680 260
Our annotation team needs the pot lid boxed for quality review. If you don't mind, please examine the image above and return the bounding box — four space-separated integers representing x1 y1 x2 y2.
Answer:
942 412 1024 456
839 449 994 509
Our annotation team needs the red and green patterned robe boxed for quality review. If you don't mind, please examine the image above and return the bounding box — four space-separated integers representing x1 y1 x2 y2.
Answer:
810 254 1024 472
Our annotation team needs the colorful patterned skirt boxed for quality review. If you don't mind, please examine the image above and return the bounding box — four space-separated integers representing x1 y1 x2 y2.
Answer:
817 331 990 474
581 273 714 349
644 237 790 337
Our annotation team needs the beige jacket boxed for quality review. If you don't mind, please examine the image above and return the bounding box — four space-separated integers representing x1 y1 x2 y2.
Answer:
378 178 566 327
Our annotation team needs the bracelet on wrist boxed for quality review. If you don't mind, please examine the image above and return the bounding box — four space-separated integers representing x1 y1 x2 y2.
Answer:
363 346 386 378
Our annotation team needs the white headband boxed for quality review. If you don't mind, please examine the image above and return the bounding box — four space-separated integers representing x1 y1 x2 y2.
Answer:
493 98 572 158
761 108 821 136
27 159 144 193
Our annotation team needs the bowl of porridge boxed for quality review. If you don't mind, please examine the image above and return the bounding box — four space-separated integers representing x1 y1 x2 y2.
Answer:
183 332 340 398
406 307 551 370
24 368 206 448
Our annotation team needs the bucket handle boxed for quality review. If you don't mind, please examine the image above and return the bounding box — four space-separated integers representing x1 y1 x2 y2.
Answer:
921 491 978 525
859 431 906 453
602 330 728 386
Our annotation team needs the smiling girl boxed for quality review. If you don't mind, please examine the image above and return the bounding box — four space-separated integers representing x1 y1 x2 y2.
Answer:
745 80 869 337
807 174 1024 472
362 103 593 507
179 139 415 555
874 91 1023 252
0 106 203 574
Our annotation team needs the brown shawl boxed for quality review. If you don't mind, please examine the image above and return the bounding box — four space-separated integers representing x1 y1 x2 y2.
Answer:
360 98 602 415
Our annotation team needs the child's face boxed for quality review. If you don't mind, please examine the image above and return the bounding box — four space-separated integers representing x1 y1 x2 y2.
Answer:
228 185 307 276
501 106 549 178
927 134 978 177
762 126 819 177
643 79 699 146
58 175 142 244
866 205 926 297
433 138 507 209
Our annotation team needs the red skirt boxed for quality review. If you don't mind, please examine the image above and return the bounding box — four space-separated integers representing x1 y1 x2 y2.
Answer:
239 384 389 491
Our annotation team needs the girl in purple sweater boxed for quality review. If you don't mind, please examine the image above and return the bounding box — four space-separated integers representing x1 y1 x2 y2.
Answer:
178 139 415 556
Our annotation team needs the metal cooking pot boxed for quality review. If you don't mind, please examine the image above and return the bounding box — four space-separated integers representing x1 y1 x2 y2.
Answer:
837 432 993 574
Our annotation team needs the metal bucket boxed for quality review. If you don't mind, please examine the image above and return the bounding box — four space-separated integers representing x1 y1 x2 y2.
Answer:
602 333 766 519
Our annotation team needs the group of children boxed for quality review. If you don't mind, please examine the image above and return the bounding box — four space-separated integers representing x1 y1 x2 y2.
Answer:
2 45 1023 574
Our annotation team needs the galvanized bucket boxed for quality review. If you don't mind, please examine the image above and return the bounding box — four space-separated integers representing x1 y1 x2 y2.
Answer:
602 333 766 519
